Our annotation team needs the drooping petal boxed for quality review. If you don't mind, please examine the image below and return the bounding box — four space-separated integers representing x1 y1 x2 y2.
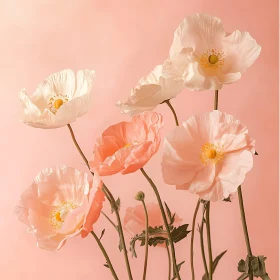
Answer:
222 31 261 74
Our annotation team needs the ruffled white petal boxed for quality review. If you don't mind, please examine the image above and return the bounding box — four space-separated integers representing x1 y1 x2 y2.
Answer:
170 14 225 58
19 69 95 129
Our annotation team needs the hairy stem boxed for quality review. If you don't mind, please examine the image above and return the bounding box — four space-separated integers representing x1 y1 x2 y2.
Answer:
166 240 171 280
140 168 181 280
164 100 179 126
142 200 149 280
190 199 201 280
205 202 213 280
91 231 119 280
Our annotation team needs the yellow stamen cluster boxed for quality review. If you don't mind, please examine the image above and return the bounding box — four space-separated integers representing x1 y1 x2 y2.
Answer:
200 143 224 164
50 201 77 229
200 49 225 70
48 95 69 114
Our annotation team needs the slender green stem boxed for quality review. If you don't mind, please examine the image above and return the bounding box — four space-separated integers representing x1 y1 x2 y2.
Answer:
102 184 134 280
140 168 181 280
142 200 149 280
190 199 201 280
67 124 90 169
205 202 213 280
238 186 253 280
102 211 117 229
214 90 219 110
164 100 179 126
91 231 119 280
166 241 171 280
199 203 209 278
67 124 133 280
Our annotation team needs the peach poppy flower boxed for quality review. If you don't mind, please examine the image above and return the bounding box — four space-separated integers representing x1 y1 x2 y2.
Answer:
116 65 184 115
90 111 163 175
161 111 255 201
15 166 103 250
19 69 95 128
124 203 182 242
163 14 261 90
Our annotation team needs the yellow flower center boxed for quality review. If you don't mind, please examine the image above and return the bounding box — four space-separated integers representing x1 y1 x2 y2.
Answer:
124 143 131 148
53 98 64 109
200 49 225 70
201 143 224 164
205 148 217 159
208 54 219 64
50 201 77 229
48 95 69 114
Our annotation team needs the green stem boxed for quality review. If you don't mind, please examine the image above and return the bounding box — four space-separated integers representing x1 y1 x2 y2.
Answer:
238 186 253 280
166 240 171 280
142 200 149 280
164 100 179 126
101 211 117 229
67 124 133 280
199 203 209 278
91 231 119 280
67 124 90 169
190 199 201 280
140 168 181 280
214 90 219 110
205 202 213 280
102 184 134 280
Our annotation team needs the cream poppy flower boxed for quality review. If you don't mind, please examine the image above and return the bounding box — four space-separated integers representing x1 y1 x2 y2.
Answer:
116 65 184 115
19 69 96 128
163 14 261 90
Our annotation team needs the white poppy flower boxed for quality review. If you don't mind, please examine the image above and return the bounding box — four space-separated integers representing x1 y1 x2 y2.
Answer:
163 14 261 91
116 65 184 115
19 69 95 128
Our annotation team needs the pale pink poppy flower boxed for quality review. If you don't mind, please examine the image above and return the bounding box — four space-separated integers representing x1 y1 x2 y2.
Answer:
19 69 95 129
116 65 184 115
124 203 182 243
90 111 164 176
163 14 261 90
15 166 104 250
161 111 255 201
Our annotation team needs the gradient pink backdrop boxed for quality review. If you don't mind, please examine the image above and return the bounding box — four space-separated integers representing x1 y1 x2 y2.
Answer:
0 0 278 279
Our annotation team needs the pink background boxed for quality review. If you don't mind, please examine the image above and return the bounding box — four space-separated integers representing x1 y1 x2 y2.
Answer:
0 0 278 279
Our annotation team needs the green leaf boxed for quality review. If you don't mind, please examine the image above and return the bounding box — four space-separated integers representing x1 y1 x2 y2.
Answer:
99 229 105 240
164 202 172 222
223 196 232 202
111 198 121 213
202 250 227 280
171 261 185 280
171 224 191 243
237 273 248 280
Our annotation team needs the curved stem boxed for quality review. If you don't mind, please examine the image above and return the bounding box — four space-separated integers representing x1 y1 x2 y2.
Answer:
102 211 117 229
67 124 133 280
164 100 179 126
102 184 134 280
142 200 149 280
238 186 253 280
91 231 119 280
140 168 181 280
214 90 219 110
166 240 171 280
205 202 213 280
190 199 201 280
67 124 90 169
199 204 209 278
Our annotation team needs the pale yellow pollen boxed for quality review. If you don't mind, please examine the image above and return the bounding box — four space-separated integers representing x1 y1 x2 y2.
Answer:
53 98 64 109
124 143 131 148
205 148 217 159
208 54 219 64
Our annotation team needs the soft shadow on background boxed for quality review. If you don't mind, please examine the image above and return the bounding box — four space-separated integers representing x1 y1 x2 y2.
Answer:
0 0 278 279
